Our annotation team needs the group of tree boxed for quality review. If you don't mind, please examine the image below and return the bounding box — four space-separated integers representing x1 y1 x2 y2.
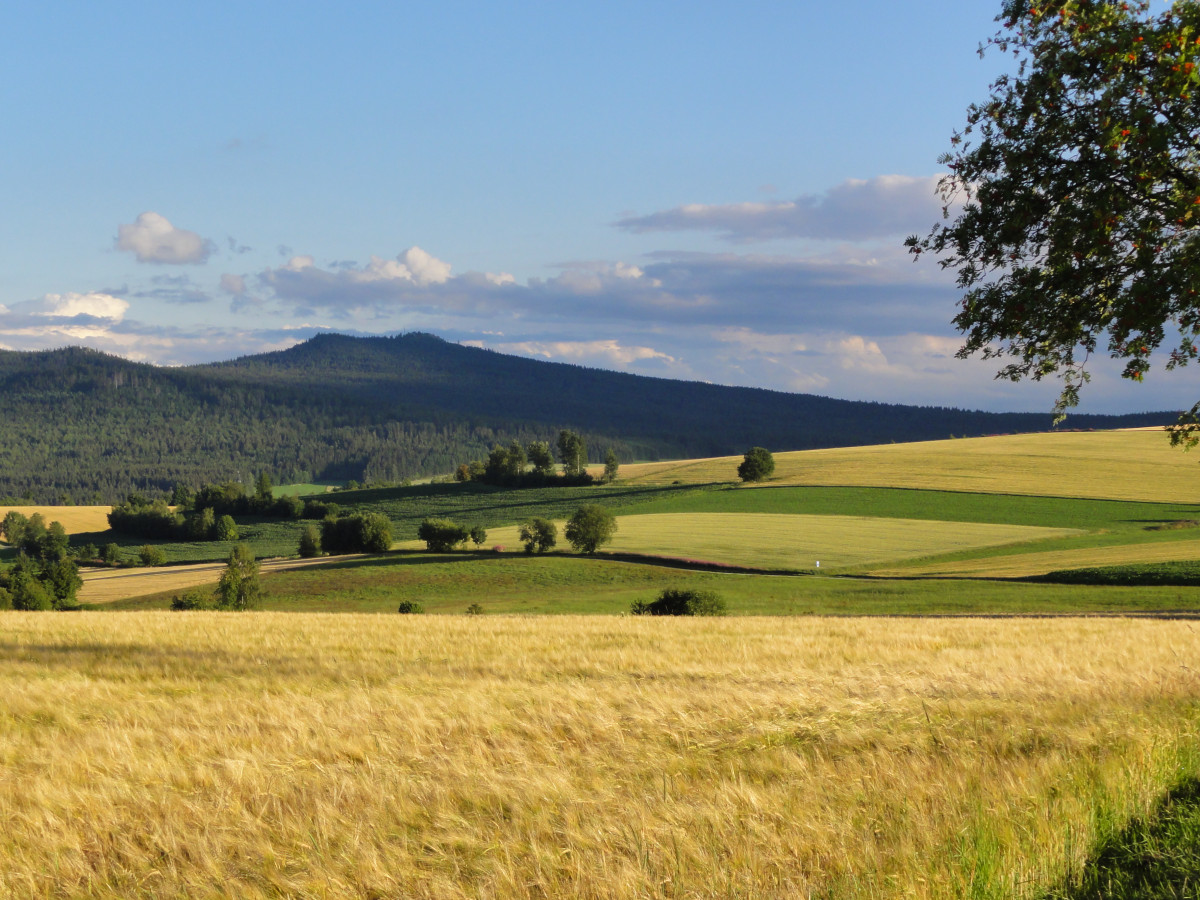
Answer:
516 505 619 554
171 543 261 610
0 512 81 610
316 512 394 555
415 519 488 552
455 431 619 487
108 476 345 543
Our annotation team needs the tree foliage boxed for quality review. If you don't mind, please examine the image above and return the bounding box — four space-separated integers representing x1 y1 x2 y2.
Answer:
557 430 588 478
737 447 775 482
908 0 1200 424
417 518 469 552
216 543 260 610
564 505 617 554
631 588 726 617
518 518 557 554
602 449 620 484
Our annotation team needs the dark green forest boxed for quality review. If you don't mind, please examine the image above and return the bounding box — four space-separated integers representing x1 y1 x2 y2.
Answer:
0 332 1170 503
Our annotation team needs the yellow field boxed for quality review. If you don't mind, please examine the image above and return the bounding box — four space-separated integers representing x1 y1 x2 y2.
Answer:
0 505 111 538
868 535 1200 579
76 556 360 605
0 613 1197 899
480 512 1078 571
619 428 1200 503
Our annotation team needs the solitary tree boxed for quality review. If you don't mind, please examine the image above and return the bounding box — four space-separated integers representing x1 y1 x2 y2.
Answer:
564 505 617 554
518 518 557 553
216 543 260 610
908 0 1200 431
737 447 775 482
602 449 620 484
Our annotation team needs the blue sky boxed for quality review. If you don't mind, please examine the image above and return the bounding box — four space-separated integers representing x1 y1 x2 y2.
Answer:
1 1 1190 414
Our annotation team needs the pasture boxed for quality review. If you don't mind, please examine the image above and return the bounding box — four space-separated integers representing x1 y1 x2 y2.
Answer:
2 613 1199 899
481 512 1079 571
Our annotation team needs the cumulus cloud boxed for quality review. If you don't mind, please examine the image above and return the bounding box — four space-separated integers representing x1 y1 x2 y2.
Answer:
220 273 246 295
616 175 950 242
492 339 677 368
16 292 129 321
116 212 215 264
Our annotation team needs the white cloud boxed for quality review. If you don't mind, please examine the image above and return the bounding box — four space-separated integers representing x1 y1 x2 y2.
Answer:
17 292 129 321
494 339 677 367
115 212 215 264
616 175 950 242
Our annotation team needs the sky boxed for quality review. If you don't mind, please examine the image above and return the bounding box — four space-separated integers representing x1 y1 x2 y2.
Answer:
2 1 1193 416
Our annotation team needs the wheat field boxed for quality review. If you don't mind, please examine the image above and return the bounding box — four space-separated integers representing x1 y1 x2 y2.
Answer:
2 612 1199 898
620 428 1200 504
0 505 112 538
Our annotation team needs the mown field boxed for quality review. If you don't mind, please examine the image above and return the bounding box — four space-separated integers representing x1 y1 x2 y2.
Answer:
2 613 1199 899
619 428 1200 503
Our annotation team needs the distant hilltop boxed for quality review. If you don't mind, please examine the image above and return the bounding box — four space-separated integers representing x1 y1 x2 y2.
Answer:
0 332 1172 504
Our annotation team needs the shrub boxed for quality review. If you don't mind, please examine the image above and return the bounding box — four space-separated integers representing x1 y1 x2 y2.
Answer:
323 513 395 554
214 514 239 542
396 601 425 614
298 524 322 558
171 589 212 610
631 588 727 617
102 542 124 567
138 544 166 567
417 518 469 552
469 525 488 548
465 602 484 615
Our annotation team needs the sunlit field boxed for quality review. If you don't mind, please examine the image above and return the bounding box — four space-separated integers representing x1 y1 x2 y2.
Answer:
2 613 1199 899
0 505 112 538
480 512 1079 571
619 429 1200 504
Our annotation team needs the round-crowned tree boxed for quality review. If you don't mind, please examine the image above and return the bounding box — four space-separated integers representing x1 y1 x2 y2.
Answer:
737 447 775 483
564 505 617 554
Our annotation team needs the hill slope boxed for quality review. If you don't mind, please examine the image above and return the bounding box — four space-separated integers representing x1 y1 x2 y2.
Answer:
0 332 1171 502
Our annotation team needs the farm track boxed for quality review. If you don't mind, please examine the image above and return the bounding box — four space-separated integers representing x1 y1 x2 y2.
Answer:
78 555 363 604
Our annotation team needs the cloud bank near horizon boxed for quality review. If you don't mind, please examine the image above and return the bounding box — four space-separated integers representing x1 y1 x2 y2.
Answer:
1 176 1189 414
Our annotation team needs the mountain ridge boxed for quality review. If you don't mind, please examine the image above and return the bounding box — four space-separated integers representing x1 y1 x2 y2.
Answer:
0 332 1172 503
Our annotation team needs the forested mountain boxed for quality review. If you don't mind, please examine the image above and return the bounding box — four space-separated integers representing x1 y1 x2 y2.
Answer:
0 332 1171 503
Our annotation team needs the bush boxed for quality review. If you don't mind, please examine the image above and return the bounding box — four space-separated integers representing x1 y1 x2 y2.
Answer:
214 514 239 542
323 512 394 554
396 601 425 614
298 524 322 558
138 544 166 567
171 589 212 610
465 602 484 615
417 518 469 552
469 525 488 548
631 588 727 617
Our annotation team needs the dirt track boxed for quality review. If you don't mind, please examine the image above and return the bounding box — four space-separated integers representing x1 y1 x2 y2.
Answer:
79 555 360 604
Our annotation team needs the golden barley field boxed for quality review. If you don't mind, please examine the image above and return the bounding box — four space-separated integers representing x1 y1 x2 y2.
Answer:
2 612 1199 899
620 428 1200 504
0 505 111 538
